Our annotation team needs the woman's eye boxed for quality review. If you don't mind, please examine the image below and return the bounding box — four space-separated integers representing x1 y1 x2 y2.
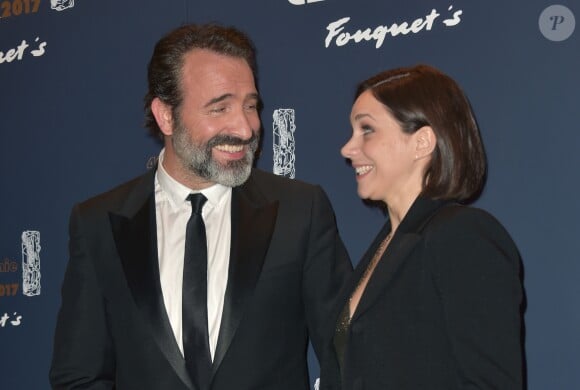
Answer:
361 125 374 135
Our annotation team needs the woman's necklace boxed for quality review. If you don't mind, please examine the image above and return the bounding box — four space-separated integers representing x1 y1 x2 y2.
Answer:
346 231 393 322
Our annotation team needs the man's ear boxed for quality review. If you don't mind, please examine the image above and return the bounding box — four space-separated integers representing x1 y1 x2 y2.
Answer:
151 97 174 136
414 126 436 160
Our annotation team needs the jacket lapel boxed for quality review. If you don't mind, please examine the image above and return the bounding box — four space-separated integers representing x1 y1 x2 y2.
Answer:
351 197 450 322
212 173 279 376
109 170 194 390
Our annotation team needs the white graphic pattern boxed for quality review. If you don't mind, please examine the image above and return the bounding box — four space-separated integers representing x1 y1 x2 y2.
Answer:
288 0 325 5
273 109 296 179
21 231 41 297
50 0 75 11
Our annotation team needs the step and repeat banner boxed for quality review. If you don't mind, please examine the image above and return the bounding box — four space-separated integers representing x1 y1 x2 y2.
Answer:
1 1 578 388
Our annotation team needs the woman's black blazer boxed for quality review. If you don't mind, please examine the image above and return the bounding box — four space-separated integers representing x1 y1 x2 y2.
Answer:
321 196 524 390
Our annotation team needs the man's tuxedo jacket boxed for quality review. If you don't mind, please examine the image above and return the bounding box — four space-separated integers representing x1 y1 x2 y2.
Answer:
50 168 352 390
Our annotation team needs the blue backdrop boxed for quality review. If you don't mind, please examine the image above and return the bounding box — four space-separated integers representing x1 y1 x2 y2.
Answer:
1 1 578 388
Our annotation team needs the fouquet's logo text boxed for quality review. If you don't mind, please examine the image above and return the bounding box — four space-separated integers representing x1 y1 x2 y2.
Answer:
0 38 47 65
0 312 22 328
325 6 463 48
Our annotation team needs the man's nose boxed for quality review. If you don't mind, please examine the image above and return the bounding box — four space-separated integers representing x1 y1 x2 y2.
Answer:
233 109 258 140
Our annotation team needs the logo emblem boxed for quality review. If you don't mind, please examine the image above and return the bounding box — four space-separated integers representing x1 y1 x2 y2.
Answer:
273 109 296 179
22 231 41 297
51 0 75 11
539 5 575 41
288 0 324 5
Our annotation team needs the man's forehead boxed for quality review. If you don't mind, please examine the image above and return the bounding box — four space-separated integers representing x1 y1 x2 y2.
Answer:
203 92 259 108
179 49 257 104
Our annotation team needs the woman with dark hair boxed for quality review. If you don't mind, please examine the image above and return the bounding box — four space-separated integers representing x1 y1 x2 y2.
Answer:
321 65 525 389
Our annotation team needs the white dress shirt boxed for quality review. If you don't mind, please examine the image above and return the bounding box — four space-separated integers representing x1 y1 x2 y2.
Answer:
154 150 232 361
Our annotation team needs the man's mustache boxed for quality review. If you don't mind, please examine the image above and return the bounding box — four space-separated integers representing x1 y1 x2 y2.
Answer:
208 132 259 148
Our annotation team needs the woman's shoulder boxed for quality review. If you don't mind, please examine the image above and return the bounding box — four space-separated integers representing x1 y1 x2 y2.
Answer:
422 202 518 252
427 203 506 233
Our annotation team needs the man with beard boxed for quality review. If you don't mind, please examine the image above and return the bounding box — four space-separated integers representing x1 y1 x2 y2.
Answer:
50 24 352 390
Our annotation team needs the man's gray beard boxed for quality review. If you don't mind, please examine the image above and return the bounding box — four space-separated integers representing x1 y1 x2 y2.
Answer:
171 120 259 188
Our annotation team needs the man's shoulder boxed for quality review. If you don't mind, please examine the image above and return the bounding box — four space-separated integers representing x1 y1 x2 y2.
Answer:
77 170 154 211
248 168 318 191
241 169 336 210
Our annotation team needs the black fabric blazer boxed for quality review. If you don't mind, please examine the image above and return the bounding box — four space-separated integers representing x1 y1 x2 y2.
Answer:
50 168 352 390
321 196 524 390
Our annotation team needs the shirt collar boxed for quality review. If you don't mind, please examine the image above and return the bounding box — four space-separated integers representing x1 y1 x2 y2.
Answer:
156 148 231 210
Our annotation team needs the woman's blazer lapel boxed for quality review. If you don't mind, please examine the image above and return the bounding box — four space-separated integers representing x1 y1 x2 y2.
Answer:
351 197 451 323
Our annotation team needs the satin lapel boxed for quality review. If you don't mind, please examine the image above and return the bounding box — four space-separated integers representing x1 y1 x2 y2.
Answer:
351 197 450 322
212 181 278 376
109 172 194 390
